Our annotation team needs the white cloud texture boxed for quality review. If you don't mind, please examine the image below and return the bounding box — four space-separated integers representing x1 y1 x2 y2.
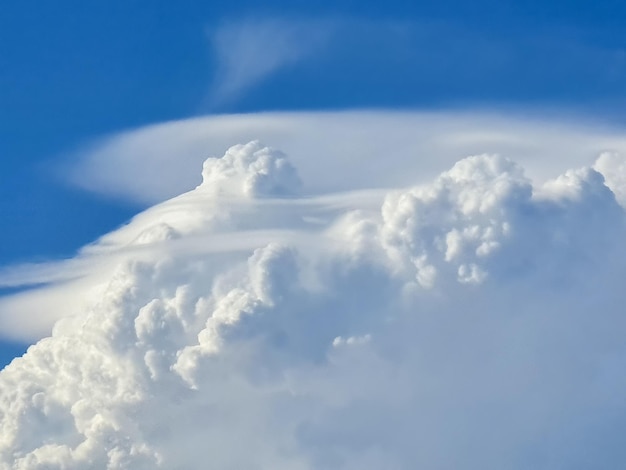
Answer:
63 110 626 205
3 139 626 468
208 18 331 105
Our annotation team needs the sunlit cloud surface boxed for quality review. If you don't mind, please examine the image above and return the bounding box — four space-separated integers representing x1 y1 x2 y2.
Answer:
2 121 626 467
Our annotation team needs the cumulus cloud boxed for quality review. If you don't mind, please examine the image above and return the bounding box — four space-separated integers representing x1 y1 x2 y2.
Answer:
2 141 626 468
594 151 626 206
199 140 301 197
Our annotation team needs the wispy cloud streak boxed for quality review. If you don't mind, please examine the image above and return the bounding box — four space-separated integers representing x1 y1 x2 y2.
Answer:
208 18 332 105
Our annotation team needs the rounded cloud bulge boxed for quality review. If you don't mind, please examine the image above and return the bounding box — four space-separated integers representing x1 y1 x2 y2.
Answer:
2 141 626 469
199 140 302 198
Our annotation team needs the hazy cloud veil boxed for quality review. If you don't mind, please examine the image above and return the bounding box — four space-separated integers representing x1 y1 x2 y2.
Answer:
2 137 626 468
208 19 332 105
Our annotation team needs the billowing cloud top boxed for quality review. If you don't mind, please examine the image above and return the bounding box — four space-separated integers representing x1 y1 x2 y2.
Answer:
2 142 626 469
199 140 301 197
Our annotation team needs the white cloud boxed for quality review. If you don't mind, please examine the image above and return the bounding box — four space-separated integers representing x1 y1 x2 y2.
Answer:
62 110 626 205
2 138 626 468
207 18 332 105
201 16 626 110
199 140 301 197
594 150 626 206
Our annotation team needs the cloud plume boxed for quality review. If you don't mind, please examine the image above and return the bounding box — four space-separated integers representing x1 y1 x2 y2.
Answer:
2 141 626 468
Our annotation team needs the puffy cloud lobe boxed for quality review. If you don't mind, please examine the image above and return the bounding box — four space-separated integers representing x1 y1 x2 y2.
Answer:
380 154 531 287
2 143 626 468
594 151 626 207
199 140 301 197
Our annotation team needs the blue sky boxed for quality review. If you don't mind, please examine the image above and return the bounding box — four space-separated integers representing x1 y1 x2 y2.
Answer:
2 0 626 365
